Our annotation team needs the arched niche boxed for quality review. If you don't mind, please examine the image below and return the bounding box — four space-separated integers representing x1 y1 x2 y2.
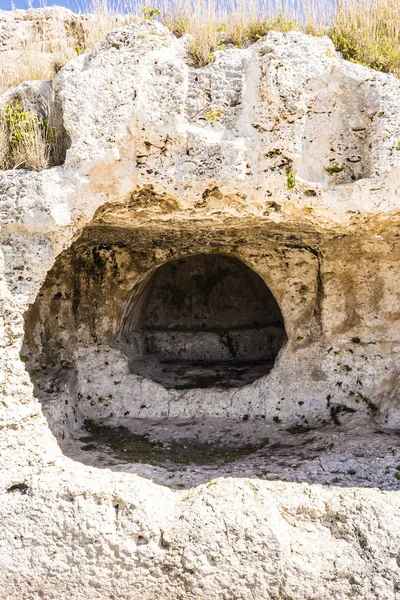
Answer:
117 254 287 389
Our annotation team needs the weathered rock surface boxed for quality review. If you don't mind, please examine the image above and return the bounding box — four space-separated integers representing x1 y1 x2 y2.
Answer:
1 13 400 599
0 7 130 90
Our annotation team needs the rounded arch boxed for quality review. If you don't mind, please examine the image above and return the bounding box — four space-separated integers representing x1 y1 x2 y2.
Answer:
117 253 287 389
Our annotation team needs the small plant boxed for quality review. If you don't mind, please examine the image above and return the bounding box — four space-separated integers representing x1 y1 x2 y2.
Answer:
142 6 161 20
352 337 361 343
273 415 281 423
356 392 378 414
74 45 84 55
0 98 63 171
330 0 400 78
271 13 298 33
296 335 304 342
205 109 223 122
330 406 341 425
394 472 400 481
286 167 295 189
185 18 220 67
325 164 345 175
84 418 100 431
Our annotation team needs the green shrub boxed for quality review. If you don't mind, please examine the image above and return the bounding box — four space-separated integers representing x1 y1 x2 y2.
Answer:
0 98 62 171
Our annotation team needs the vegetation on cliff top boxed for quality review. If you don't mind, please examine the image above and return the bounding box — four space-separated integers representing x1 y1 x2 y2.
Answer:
163 0 400 73
1 0 399 171
1 0 400 94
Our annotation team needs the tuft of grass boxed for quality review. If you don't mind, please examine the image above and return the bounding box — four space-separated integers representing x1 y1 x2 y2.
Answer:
330 406 342 425
0 54 61 96
224 15 271 48
355 391 378 414
329 0 400 78
0 97 64 171
286 167 296 189
205 108 223 122
325 164 345 175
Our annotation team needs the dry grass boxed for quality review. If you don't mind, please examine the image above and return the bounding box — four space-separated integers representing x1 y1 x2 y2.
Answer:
0 1 134 96
2 0 399 84
0 97 64 171
0 52 69 96
330 0 400 77
1 0 400 171
159 0 400 72
159 0 328 65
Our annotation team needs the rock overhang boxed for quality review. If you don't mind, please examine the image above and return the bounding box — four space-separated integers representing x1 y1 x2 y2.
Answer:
1 16 400 599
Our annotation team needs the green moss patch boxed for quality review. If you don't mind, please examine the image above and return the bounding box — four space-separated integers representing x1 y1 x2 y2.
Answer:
80 419 266 466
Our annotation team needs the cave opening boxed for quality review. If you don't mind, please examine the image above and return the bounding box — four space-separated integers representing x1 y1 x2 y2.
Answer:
118 254 287 389
21 237 289 483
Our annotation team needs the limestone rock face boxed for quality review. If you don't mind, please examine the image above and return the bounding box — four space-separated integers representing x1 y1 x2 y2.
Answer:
0 7 130 91
1 14 400 599
0 7 91 50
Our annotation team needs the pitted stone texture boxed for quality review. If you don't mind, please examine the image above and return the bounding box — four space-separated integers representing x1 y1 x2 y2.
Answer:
1 15 400 600
0 7 131 93
0 7 90 50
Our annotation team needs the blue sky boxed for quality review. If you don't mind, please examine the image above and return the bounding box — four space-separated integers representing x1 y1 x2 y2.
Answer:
0 0 332 17
0 0 82 10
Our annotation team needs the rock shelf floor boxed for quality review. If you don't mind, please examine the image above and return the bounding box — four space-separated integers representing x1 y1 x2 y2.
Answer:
129 359 274 389
66 413 400 490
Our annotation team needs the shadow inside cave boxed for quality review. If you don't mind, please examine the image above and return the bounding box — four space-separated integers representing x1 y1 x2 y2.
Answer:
19 218 400 493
